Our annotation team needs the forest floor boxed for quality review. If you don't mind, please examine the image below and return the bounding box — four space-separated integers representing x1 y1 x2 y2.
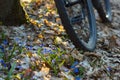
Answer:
0 0 120 80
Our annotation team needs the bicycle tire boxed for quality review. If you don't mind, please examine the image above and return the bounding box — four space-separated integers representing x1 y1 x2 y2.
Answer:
54 0 97 51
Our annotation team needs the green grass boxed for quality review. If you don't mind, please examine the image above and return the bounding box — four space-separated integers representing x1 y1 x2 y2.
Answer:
37 48 66 75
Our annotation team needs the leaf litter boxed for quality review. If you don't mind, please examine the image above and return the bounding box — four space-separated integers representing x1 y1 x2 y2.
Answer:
0 0 120 79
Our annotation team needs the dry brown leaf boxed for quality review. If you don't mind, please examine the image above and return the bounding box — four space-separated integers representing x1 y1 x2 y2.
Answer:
116 38 120 46
23 69 33 78
84 52 101 58
70 49 83 61
109 35 117 48
61 72 74 80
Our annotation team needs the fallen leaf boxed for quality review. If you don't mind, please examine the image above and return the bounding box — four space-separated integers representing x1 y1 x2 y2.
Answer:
109 35 117 48
41 67 50 75
44 19 52 27
21 0 32 3
61 72 74 80
44 30 56 35
84 52 102 58
71 49 83 61
116 38 120 46
26 51 33 57
23 69 33 78
38 33 44 39
54 37 63 44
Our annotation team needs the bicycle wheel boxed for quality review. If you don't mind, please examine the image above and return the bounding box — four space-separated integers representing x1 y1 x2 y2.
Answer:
54 0 97 51
101 0 112 21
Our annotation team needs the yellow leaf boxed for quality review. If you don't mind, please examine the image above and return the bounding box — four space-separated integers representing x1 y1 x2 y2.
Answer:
30 19 37 25
27 35 31 40
59 25 65 32
38 34 44 39
14 74 21 80
44 19 52 27
26 51 33 57
39 14 43 18
55 37 63 44
38 23 44 28
56 18 61 24
41 67 50 75
35 60 40 66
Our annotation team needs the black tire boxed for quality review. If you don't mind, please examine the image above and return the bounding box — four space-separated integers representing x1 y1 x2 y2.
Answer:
54 0 97 51
102 0 112 21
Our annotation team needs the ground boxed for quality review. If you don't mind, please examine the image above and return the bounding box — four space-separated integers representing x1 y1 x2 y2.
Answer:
0 0 120 80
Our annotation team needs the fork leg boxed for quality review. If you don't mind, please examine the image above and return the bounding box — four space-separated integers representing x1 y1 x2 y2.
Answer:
92 0 110 23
